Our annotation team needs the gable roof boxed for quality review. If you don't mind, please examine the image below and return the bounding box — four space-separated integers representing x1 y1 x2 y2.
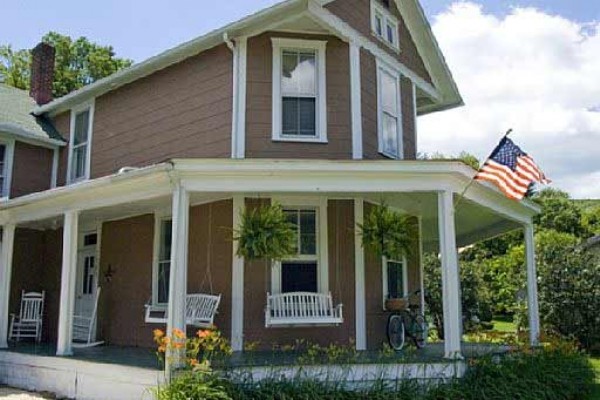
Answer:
0 84 65 146
33 0 462 117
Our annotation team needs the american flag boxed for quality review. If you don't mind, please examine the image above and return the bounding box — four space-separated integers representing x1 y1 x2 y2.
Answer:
475 137 550 200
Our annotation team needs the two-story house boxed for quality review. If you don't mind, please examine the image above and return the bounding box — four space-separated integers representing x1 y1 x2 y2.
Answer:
0 0 541 398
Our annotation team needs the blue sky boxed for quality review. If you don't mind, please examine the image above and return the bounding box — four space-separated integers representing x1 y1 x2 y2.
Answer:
1 1 598 62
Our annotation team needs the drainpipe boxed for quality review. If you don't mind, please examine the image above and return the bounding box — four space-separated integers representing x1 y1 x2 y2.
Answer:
225 32 239 158
224 32 235 51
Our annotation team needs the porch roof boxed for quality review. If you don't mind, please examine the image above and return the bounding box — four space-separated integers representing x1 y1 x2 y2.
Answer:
0 159 539 249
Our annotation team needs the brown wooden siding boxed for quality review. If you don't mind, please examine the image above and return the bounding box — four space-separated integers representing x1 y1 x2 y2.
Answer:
364 203 421 350
243 198 356 349
245 32 352 159
10 228 62 343
361 51 417 160
51 44 233 184
10 141 54 198
326 0 432 84
98 200 233 348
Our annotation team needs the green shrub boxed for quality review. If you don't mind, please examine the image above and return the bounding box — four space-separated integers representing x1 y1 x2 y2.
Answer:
427 347 595 400
154 370 232 400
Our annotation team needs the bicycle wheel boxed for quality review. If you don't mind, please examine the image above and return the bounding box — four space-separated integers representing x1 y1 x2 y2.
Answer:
387 314 405 351
411 314 428 349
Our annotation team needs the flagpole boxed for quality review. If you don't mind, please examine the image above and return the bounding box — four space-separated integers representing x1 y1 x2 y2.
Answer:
453 129 513 210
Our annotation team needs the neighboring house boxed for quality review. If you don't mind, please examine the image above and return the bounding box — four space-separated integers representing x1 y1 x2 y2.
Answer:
0 0 541 398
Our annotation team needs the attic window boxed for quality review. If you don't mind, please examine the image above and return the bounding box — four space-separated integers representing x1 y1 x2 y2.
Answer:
371 0 399 51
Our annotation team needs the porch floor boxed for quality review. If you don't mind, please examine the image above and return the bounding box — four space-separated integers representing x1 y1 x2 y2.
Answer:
3 341 508 370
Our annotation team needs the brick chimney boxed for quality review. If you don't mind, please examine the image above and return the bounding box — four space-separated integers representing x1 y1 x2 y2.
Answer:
29 42 55 105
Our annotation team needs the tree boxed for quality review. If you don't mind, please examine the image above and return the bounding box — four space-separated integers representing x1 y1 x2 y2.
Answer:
418 151 481 170
0 32 132 98
532 188 588 237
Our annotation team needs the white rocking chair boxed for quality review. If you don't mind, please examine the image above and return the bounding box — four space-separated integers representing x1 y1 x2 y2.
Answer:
72 287 104 348
9 291 45 342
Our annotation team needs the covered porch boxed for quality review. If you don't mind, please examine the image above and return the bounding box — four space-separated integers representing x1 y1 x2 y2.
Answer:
0 159 540 364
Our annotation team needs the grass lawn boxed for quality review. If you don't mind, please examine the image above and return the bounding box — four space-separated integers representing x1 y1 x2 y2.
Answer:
492 317 516 333
591 358 600 400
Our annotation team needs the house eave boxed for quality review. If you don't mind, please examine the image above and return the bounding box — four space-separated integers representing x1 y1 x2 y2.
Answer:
0 123 66 148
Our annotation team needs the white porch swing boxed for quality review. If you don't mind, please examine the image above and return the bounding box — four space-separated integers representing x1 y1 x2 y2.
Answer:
145 205 221 328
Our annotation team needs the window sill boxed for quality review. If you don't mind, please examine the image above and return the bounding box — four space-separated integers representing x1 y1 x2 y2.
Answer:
371 31 401 54
272 136 328 144
379 150 402 160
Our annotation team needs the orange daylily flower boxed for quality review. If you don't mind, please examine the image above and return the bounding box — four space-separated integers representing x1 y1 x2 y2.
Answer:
153 329 164 338
172 328 186 339
197 329 211 339
158 345 166 353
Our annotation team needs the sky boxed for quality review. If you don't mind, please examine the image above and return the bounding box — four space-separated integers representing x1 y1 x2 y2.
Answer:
1 0 599 198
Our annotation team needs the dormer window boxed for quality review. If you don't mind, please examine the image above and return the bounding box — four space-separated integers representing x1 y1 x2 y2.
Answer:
371 0 399 51
67 102 94 183
272 38 327 143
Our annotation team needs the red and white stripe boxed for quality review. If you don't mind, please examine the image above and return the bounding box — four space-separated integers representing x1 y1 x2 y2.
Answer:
476 156 549 200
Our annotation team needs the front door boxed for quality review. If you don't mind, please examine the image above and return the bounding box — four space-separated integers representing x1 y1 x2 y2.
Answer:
75 232 99 339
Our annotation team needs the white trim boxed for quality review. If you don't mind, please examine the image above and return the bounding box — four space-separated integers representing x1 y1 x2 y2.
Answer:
438 190 462 359
270 196 328 294
66 101 95 185
57 210 79 356
0 223 15 348
349 42 363 160
412 82 418 156
230 37 248 159
370 0 400 51
417 216 425 315
152 211 172 306
524 222 540 346
354 198 366 350
166 184 189 368
231 195 245 351
381 256 408 309
305 2 440 101
0 138 15 199
271 38 327 143
51 147 59 188
376 59 403 159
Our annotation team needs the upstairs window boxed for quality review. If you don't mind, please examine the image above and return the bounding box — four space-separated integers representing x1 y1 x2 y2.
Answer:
272 38 327 143
371 0 399 51
0 141 14 198
68 102 94 183
377 62 403 158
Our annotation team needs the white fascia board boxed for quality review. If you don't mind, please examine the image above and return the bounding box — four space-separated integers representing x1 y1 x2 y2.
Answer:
0 124 65 148
33 0 305 117
304 2 440 100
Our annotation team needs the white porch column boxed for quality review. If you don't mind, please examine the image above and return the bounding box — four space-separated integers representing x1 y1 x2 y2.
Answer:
57 211 79 356
524 223 540 346
0 224 16 349
167 184 190 339
350 41 363 159
438 191 462 359
231 195 245 351
354 198 366 350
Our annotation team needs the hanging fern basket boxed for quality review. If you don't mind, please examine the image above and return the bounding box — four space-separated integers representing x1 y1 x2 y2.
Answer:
235 203 297 261
358 203 417 260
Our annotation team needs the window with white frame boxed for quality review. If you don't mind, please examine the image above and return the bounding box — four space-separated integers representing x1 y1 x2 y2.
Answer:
281 208 318 293
377 62 403 158
68 104 93 183
153 218 172 305
0 140 14 198
272 38 327 143
371 0 399 50
383 257 408 302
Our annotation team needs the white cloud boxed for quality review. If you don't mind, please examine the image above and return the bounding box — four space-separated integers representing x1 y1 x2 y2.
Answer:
419 2 600 198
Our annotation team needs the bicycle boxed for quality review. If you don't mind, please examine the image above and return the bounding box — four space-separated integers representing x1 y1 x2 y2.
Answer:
386 290 428 351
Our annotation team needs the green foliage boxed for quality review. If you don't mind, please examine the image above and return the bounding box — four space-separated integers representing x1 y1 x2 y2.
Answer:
235 203 297 261
358 204 417 260
422 253 492 339
0 45 30 89
582 205 600 235
428 347 595 400
534 230 600 352
154 370 232 400
418 151 481 170
0 32 132 98
533 188 588 237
